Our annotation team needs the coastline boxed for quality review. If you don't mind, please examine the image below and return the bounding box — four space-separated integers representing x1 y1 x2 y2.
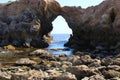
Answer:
0 45 120 80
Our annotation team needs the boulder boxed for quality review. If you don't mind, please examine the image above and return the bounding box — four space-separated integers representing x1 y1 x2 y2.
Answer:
29 49 57 61
82 75 105 80
56 72 77 80
102 70 120 79
15 58 37 66
11 70 48 80
66 65 96 79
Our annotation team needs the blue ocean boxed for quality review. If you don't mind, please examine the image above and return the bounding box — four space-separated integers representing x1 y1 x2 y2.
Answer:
47 34 73 56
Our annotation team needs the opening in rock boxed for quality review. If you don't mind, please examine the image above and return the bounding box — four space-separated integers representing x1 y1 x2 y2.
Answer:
51 16 72 34
51 15 72 42
47 16 73 56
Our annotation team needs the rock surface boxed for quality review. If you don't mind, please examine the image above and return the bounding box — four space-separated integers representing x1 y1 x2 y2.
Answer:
0 49 120 80
62 0 120 52
0 0 61 48
56 72 77 80
1 0 120 80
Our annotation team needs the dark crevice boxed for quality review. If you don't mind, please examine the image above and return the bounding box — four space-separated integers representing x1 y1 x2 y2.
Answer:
110 9 116 23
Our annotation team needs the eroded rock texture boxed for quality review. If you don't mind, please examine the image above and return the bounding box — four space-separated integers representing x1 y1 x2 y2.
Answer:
62 0 120 50
0 0 61 47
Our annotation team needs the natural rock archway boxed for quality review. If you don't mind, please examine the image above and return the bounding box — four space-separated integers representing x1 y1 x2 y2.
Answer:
61 0 120 51
0 0 120 52
0 0 61 48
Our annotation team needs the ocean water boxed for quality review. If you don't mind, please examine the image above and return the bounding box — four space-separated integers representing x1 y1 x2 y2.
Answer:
0 34 73 63
47 34 73 56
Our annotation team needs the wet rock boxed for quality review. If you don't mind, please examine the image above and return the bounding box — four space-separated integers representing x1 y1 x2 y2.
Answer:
113 58 120 65
0 71 11 80
101 58 114 66
29 49 49 56
30 38 49 48
110 77 120 80
102 70 120 79
46 68 61 78
59 54 67 57
59 55 68 61
67 65 96 79
88 59 101 67
3 45 16 51
107 65 120 71
51 48 70 51
67 55 80 66
82 75 105 80
0 66 30 80
15 58 37 66
61 61 72 69
32 64 49 71
116 53 120 58
80 55 93 65
56 72 77 80
11 70 48 80
29 49 57 61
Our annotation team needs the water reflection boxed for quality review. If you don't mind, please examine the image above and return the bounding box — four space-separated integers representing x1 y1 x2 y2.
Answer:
47 35 73 56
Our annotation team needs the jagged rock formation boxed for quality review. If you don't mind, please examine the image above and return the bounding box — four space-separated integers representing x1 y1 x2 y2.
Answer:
1 0 120 50
0 0 61 47
61 0 120 51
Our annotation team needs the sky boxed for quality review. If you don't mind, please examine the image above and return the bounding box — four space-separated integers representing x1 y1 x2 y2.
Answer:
0 0 104 34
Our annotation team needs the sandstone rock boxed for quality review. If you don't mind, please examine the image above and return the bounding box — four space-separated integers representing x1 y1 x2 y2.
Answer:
107 65 120 71
80 55 93 65
15 58 37 66
0 71 11 80
29 49 49 56
88 59 101 67
102 70 120 79
110 77 120 80
3 45 15 51
101 58 114 66
113 58 120 65
11 70 48 80
82 75 105 80
56 72 77 80
0 0 61 48
62 0 120 51
29 49 57 61
67 65 96 79
67 55 80 66
46 69 61 78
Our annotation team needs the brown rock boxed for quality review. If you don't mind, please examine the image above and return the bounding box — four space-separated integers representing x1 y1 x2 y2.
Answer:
82 75 105 80
56 72 77 80
11 70 48 80
15 58 37 66
0 0 61 48
102 70 120 79
3 45 16 51
67 65 96 79
29 49 57 61
61 0 120 50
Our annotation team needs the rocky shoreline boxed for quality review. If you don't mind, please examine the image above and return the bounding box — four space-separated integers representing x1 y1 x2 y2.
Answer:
0 47 120 80
0 0 120 80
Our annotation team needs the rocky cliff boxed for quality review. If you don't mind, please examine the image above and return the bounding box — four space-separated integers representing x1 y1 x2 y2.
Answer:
1 0 120 51
0 0 61 48
62 0 120 51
